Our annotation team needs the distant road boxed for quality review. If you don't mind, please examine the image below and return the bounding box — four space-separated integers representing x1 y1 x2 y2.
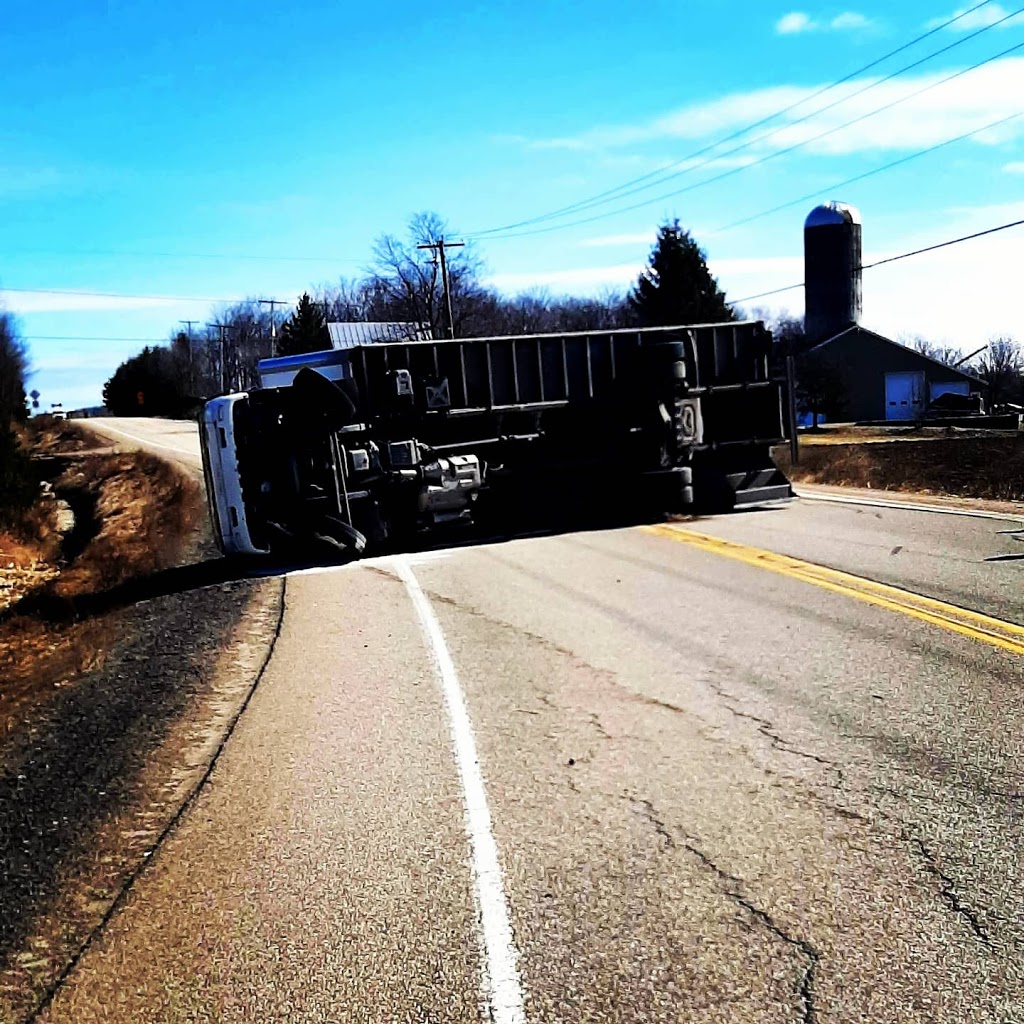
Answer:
80 417 202 472
53 415 1024 1022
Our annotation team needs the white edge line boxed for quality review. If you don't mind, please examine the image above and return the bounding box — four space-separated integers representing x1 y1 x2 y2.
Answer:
394 557 526 1024
795 489 1024 524
84 421 199 458
271 550 452 580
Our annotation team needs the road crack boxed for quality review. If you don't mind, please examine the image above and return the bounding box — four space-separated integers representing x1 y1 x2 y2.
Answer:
681 831 820 1024
624 795 820 1023
704 677 844 787
906 833 992 946
627 796 675 848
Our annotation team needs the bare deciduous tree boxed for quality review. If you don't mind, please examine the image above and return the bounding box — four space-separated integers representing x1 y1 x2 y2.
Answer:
902 334 964 368
974 336 1023 409
369 212 490 338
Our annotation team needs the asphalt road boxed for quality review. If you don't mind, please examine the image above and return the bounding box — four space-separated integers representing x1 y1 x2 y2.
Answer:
79 416 205 475
48 418 1024 1022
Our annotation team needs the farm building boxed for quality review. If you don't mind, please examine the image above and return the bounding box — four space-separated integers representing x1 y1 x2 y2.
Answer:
807 326 981 422
801 202 982 422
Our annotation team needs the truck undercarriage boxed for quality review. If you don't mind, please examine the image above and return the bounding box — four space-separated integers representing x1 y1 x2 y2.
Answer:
200 323 792 559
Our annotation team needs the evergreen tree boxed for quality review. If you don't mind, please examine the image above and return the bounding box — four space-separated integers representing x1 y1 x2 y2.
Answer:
102 346 188 416
628 221 734 327
0 313 29 426
0 312 32 525
278 293 329 356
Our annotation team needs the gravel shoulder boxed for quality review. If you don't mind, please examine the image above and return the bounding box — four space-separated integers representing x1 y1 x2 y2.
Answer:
0 421 284 1022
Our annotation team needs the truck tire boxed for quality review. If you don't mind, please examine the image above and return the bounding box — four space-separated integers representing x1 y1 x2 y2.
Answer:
293 367 358 425
321 516 368 556
642 466 694 513
645 341 689 384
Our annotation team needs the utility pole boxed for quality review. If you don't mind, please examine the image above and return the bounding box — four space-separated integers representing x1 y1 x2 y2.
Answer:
258 299 284 357
417 236 464 339
179 320 197 354
207 323 227 394
179 320 197 390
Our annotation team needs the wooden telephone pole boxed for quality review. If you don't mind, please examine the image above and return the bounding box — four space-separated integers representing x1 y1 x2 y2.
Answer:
417 236 464 339
258 299 285 357
207 323 228 394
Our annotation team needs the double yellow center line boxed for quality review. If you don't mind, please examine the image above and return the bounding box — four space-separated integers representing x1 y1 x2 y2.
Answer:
645 524 1024 657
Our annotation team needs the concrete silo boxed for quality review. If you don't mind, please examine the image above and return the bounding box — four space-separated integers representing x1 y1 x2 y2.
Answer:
804 202 862 343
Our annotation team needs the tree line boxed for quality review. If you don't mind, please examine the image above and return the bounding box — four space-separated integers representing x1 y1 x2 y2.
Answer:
101 215 733 414
97 210 1023 422
0 312 35 524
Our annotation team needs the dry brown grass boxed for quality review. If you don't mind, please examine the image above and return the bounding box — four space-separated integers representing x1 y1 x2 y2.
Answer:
0 429 203 728
23 418 92 455
50 452 199 597
776 435 1024 502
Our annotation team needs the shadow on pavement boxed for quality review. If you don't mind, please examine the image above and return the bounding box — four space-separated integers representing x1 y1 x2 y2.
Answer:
5 502 789 626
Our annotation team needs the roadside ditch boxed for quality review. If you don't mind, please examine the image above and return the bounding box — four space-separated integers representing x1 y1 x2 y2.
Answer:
0 422 283 1022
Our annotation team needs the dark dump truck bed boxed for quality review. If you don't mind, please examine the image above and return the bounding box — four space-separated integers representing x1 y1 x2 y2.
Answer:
201 321 792 557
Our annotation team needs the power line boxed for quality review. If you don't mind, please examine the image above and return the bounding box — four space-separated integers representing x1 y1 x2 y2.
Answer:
730 283 806 306
567 4 1024 220
715 111 1022 233
0 286 254 304
480 37 1024 241
20 219 1024 330
22 335 168 342
860 217 1024 270
468 0 1000 237
728 215 1024 306
1 246 365 265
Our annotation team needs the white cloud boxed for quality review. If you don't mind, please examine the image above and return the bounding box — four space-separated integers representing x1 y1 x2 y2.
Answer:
1003 160 1024 173
488 203 1024 343
776 11 815 33
830 11 872 29
524 58 1024 158
486 263 643 292
0 291 187 314
485 255 804 295
711 256 804 276
30 351 134 372
928 3 1024 30
775 10 873 34
938 198 1024 222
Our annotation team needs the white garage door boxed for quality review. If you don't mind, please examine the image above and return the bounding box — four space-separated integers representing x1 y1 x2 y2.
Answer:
885 371 926 421
929 381 970 403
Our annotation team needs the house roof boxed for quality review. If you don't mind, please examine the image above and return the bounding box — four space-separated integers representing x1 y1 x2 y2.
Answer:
327 321 432 348
809 325 983 383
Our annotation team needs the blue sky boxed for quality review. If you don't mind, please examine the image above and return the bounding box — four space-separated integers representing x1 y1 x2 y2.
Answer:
3 0 1024 409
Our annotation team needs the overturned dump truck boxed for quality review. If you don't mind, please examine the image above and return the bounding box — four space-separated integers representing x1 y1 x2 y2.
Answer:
199 322 793 559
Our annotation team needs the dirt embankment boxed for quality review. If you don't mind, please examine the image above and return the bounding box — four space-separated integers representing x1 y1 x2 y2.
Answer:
0 422 283 1022
0 423 201 725
776 434 1024 503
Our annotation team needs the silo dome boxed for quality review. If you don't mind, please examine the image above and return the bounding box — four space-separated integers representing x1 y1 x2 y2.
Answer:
805 201 862 230
804 201 863 343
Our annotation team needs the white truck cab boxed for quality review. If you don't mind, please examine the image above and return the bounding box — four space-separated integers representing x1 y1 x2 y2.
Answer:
200 394 269 556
